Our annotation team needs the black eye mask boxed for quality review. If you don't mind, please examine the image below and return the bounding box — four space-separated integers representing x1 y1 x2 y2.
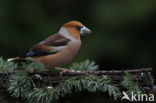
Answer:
75 26 82 31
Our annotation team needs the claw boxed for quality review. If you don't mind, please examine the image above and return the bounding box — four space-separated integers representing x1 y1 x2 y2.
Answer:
54 67 72 75
60 69 71 75
45 68 49 71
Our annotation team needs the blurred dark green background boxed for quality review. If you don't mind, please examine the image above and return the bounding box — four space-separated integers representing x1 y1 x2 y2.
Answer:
0 0 156 74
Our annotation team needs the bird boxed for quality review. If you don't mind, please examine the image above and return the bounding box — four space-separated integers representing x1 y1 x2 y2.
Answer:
8 20 92 73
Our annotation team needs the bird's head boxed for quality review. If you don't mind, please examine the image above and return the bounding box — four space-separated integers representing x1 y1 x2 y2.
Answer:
59 21 91 40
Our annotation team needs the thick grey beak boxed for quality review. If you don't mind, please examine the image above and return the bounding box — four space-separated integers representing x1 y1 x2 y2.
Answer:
80 26 92 35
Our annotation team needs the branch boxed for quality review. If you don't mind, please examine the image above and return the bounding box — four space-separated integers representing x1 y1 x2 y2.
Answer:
0 68 153 88
0 68 152 76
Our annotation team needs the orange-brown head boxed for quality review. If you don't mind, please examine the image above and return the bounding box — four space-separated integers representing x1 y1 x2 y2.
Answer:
59 21 91 40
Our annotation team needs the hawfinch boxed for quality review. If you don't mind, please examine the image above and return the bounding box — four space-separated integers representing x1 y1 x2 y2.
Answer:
8 21 91 73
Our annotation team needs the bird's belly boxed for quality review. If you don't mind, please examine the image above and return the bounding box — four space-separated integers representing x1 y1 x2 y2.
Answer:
33 41 81 67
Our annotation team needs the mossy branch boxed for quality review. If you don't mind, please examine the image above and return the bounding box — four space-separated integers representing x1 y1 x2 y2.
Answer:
0 57 154 103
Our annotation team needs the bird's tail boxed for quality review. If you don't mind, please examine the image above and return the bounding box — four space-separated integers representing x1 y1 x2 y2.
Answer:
7 57 24 62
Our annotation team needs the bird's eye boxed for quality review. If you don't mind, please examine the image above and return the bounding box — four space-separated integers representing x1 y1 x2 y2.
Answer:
75 26 82 31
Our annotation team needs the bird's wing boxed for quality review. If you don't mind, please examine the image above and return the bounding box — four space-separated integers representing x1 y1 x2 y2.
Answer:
41 33 70 46
19 33 70 58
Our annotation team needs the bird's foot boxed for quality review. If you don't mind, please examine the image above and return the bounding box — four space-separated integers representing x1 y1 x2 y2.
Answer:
54 67 72 75
45 68 49 71
60 69 71 75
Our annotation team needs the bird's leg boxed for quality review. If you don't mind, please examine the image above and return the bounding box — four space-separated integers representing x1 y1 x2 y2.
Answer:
45 68 49 71
54 67 71 75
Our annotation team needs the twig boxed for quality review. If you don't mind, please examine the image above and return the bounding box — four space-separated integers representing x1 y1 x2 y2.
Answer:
0 68 152 76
